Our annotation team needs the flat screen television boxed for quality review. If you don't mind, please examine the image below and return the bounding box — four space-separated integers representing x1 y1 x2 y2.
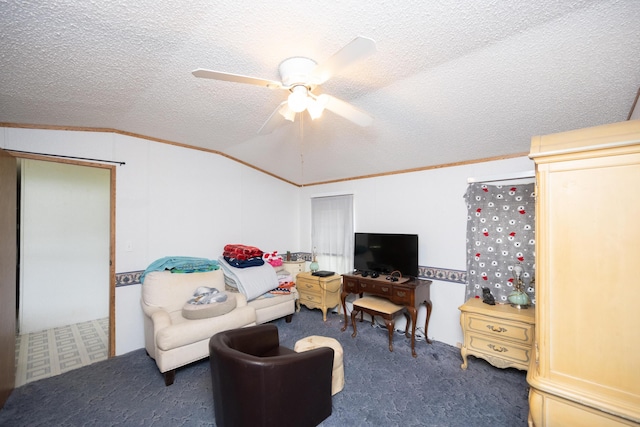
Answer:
353 232 419 278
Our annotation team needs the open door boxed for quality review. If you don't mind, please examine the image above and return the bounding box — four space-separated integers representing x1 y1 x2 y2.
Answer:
0 149 17 408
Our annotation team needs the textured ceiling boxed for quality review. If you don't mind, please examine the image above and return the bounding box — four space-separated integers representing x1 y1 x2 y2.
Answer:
1 0 639 185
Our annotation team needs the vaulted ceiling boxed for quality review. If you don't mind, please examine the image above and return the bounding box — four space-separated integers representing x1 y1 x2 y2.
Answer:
1 0 639 185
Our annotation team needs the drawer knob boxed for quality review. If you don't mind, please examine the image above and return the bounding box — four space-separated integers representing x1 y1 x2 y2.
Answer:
397 291 406 297
488 344 508 353
381 287 389 292
487 325 507 333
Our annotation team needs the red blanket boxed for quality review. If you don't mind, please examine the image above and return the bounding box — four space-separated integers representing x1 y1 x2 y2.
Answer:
223 244 264 261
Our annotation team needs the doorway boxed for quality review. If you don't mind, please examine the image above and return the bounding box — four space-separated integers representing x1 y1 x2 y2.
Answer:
18 159 110 332
13 155 116 386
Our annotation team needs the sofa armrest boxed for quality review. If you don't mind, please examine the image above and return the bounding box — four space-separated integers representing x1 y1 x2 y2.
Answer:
141 300 173 358
141 301 172 331
140 299 157 318
150 309 171 331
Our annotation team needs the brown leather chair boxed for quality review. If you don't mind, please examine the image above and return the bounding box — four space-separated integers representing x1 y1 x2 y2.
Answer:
209 324 334 427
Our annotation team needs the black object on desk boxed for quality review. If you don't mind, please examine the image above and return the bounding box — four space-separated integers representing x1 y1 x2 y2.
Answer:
312 270 335 277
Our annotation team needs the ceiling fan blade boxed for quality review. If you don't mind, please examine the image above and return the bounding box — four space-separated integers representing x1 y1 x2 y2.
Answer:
310 36 377 85
323 95 373 127
192 68 282 89
258 102 291 135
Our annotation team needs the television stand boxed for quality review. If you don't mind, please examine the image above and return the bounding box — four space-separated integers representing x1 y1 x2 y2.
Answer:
340 274 432 357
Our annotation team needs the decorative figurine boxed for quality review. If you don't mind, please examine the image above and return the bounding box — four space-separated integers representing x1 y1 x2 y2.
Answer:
482 287 496 305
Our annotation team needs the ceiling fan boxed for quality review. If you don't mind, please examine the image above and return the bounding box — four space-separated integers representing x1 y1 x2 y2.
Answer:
192 36 377 134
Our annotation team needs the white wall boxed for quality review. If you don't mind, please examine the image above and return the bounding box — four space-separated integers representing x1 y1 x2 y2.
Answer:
299 156 535 347
2 127 301 355
1 125 535 352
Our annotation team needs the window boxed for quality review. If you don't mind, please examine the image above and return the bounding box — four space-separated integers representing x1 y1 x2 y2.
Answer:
311 194 354 274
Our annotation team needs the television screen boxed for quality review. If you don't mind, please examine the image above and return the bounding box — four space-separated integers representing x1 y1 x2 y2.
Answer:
353 233 419 278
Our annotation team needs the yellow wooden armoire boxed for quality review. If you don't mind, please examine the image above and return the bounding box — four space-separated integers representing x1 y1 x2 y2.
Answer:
527 120 640 426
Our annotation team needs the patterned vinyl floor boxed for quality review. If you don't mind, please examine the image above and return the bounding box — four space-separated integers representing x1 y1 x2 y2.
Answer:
15 318 109 387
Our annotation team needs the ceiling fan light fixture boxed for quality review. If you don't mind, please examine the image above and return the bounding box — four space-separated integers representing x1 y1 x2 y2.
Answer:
278 102 296 122
288 85 309 113
307 94 329 120
193 37 377 133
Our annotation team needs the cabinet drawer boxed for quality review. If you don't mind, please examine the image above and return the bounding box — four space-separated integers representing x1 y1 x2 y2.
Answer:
298 281 322 296
296 277 317 287
465 314 534 345
300 293 323 306
467 334 532 366
285 263 304 273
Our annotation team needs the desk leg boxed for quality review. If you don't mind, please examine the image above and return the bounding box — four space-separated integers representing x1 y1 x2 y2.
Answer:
424 300 433 344
350 308 359 338
340 291 349 332
383 318 395 352
402 311 411 339
407 306 418 358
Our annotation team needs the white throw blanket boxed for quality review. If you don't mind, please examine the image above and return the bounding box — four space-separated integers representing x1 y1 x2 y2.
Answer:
217 257 279 301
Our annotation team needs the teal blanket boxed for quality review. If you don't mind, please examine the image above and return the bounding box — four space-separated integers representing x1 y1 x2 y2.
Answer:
140 256 219 283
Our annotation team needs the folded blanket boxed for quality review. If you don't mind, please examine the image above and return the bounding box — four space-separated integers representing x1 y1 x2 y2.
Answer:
218 256 279 301
223 244 264 260
270 284 295 295
140 256 219 283
223 256 265 268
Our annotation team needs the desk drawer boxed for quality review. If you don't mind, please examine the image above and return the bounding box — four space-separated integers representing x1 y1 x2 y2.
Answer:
343 277 360 293
359 281 392 296
467 333 532 366
391 287 413 305
465 314 534 345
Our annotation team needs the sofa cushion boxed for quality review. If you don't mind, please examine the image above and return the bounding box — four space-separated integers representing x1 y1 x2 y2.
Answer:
246 291 296 310
156 305 256 351
182 292 237 320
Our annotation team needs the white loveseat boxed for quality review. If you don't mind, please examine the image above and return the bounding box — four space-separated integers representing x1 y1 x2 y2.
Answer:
141 269 296 385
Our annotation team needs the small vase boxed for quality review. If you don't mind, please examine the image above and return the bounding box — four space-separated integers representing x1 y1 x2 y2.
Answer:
309 257 319 272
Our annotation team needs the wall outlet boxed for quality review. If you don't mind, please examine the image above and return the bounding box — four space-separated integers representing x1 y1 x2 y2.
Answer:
456 342 462 348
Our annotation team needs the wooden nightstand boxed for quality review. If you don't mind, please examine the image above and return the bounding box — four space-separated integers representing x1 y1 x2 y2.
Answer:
296 272 342 321
459 298 535 371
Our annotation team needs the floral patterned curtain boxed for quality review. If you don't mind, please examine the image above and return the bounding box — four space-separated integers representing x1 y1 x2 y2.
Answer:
464 182 536 304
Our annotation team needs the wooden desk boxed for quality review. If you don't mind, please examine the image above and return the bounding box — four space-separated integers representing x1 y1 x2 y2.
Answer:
340 273 432 357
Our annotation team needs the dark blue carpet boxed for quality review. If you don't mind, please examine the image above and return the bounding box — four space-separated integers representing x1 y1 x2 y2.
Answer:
0 307 529 426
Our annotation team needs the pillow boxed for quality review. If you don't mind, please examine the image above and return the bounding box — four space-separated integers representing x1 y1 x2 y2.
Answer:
182 291 237 320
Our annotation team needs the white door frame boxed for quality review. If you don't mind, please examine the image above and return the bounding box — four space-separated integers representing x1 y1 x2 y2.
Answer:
12 152 116 357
